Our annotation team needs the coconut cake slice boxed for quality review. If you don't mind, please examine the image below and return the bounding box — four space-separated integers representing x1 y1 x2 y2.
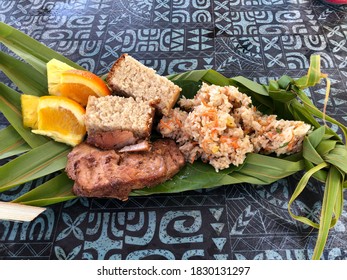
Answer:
107 53 181 116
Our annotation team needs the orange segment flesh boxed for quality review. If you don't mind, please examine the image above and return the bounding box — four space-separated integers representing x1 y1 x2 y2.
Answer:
32 96 86 146
58 83 99 106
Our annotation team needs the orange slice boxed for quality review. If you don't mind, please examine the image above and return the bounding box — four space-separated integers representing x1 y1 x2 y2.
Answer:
32 96 86 146
47 59 111 106
21 94 40 129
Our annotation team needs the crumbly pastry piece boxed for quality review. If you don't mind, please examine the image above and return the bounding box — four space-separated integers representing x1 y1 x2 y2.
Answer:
85 95 155 150
65 139 186 201
107 53 181 116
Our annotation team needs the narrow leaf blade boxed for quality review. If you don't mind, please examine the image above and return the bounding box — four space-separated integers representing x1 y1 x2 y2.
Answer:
13 172 76 206
0 125 30 159
324 145 347 173
169 69 230 86
0 141 70 192
312 166 342 259
0 51 48 96
288 162 329 229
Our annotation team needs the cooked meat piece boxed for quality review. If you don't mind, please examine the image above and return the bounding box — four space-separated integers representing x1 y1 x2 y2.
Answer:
147 139 186 179
86 130 140 150
65 139 185 200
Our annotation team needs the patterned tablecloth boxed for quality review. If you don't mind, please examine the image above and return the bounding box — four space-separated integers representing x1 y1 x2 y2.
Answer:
1 0 347 260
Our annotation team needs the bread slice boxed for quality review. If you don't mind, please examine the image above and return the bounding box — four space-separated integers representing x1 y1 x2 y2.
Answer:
107 54 181 116
85 95 155 150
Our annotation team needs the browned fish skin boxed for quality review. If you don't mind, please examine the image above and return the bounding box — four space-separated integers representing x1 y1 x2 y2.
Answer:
65 139 185 200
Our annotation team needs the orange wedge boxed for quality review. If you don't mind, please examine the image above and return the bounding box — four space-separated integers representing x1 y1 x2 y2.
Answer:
47 59 111 106
32 96 86 146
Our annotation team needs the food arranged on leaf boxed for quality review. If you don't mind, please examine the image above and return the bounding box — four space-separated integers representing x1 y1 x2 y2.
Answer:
1 22 347 259
65 54 186 200
20 54 312 200
20 54 187 200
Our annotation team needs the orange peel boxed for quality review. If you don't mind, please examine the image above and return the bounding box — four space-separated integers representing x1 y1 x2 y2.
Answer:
47 59 110 106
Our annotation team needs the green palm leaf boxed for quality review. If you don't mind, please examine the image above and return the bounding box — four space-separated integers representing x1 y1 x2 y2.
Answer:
0 51 47 96
0 125 30 159
0 141 70 192
12 173 76 206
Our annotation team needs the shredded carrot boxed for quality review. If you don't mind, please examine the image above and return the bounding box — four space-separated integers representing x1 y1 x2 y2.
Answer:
201 139 213 153
220 136 239 149
201 98 210 107
201 108 217 117
210 128 218 138
174 117 182 127
201 109 218 126
159 119 174 130
220 135 228 143
230 138 239 149
288 138 295 150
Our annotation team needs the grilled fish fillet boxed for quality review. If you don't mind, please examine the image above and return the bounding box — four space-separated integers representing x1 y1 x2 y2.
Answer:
65 139 185 200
